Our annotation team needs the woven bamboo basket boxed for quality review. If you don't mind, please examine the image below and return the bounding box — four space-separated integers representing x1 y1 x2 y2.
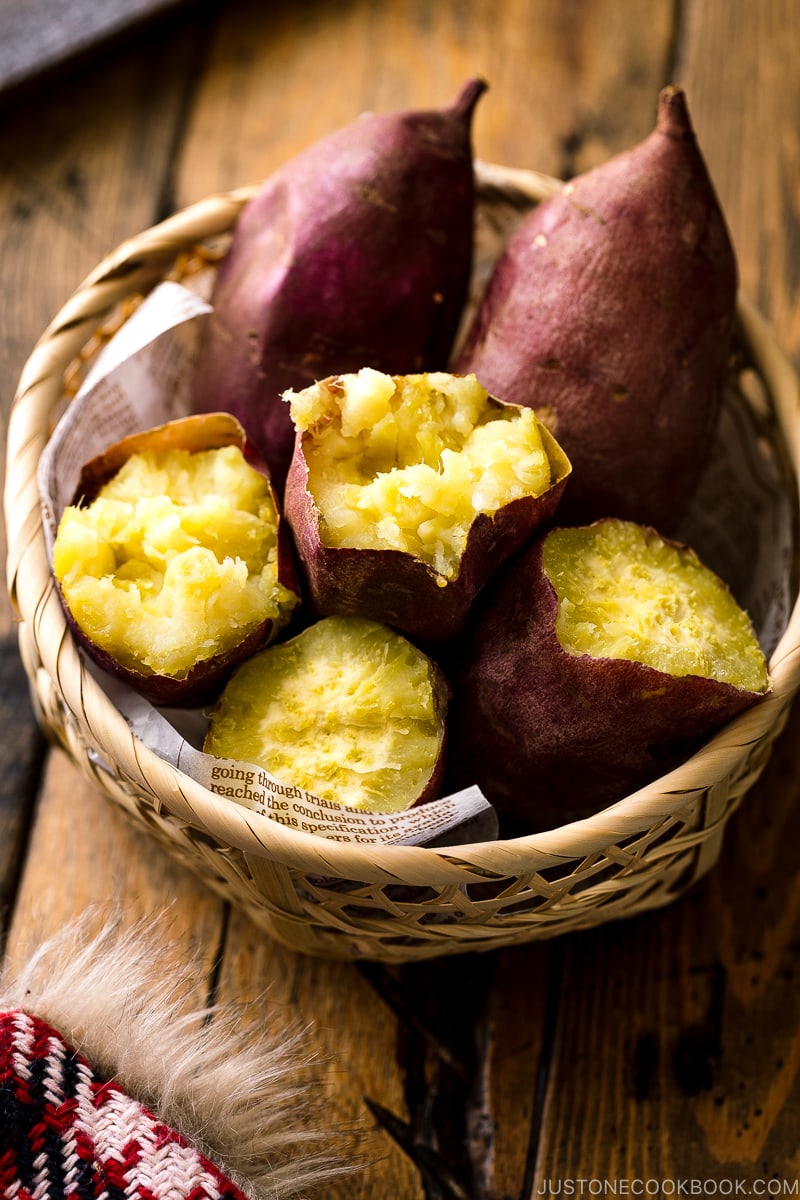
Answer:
6 162 800 963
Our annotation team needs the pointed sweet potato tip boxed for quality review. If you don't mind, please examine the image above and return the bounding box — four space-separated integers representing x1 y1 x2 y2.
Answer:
449 76 489 122
656 85 695 140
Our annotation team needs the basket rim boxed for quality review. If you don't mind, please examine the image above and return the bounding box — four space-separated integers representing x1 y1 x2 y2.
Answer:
6 162 800 886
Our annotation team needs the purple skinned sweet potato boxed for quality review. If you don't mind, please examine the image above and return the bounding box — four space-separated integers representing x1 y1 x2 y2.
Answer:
282 369 571 644
51 414 301 708
454 86 738 532
191 78 487 497
447 519 770 834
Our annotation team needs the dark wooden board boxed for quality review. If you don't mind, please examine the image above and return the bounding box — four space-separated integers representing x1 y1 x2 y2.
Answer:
0 0 199 106
0 636 45 930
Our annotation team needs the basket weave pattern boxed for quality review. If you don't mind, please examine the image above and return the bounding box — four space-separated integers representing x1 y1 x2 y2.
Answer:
6 166 800 962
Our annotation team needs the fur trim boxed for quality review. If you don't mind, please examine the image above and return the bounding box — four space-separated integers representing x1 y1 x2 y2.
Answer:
0 908 347 1199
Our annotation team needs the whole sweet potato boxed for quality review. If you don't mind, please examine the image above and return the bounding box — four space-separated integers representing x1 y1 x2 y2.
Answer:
192 78 487 496
454 86 738 531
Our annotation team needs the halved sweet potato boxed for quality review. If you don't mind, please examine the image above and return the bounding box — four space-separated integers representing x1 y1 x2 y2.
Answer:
52 414 301 706
191 78 487 497
282 369 571 644
454 87 738 531
203 616 449 814
449 518 770 832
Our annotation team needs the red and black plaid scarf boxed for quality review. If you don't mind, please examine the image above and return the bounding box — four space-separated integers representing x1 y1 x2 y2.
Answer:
0 1009 248 1200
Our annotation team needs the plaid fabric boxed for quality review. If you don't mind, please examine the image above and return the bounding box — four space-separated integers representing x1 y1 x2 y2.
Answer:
0 1009 248 1200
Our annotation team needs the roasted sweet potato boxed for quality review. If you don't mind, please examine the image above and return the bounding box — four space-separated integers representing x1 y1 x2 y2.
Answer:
454 86 738 531
191 78 487 496
204 616 449 813
282 369 570 644
449 518 769 833
52 414 301 706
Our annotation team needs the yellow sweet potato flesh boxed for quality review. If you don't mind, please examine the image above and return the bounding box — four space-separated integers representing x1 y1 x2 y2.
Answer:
53 445 297 678
288 369 552 579
204 616 445 813
543 521 769 692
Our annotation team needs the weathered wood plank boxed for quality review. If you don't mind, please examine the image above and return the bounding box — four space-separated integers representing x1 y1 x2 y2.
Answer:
212 907 426 1198
175 0 677 204
0 0 193 103
676 0 800 361
4 748 225 999
533 702 800 1186
0 637 45 931
480 944 564 1198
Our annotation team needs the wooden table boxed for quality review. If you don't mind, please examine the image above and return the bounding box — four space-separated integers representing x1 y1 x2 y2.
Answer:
2 2 800 1195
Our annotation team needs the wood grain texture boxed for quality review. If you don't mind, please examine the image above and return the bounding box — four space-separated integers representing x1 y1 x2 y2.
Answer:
675 0 800 360
534 702 800 1186
213 907 426 1199
174 0 677 203
1 0 799 1195
3 748 225 1000
0 637 44 928
0 0 194 100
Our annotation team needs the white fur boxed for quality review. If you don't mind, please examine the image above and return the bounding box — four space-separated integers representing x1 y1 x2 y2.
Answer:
0 909 348 1199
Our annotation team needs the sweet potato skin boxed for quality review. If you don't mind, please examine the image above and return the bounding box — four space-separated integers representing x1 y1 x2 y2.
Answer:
66 613 275 709
283 408 571 645
447 528 767 833
454 86 738 532
409 663 451 809
191 79 487 497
